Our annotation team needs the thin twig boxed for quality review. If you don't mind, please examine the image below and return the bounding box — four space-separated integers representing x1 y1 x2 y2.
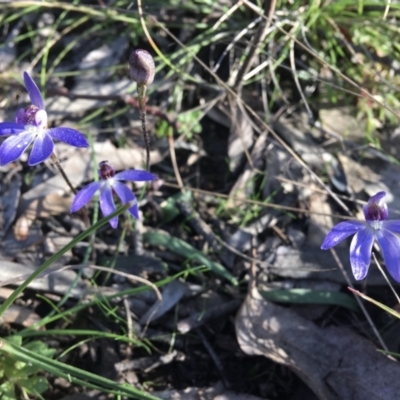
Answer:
372 252 400 304
50 152 89 226
195 328 231 389
50 153 77 195
233 0 277 92
329 248 388 351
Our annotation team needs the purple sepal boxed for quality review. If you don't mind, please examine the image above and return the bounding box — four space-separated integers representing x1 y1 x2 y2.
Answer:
112 181 139 218
0 132 35 165
115 169 157 182
47 127 89 148
70 181 103 213
28 134 54 166
376 229 400 282
0 122 25 136
321 221 366 250
23 71 45 110
99 187 118 228
349 228 375 280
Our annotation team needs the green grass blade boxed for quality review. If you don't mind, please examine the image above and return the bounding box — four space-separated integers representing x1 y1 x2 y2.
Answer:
0 340 158 400
0 203 133 318
261 289 359 311
144 230 238 286
348 287 400 319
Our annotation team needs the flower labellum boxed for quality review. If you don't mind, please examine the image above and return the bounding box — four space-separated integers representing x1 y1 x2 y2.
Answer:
129 49 155 86
70 160 157 228
0 71 89 166
321 191 400 282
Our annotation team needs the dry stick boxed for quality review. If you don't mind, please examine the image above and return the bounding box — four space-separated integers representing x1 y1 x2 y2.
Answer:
241 0 400 120
0 263 162 303
372 252 400 304
140 13 353 216
50 153 77 195
329 248 388 352
233 0 277 92
195 328 231 390
163 181 357 221
168 133 184 190
289 27 314 121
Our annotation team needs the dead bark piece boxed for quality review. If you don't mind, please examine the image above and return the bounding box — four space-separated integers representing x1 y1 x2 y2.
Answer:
227 98 254 173
235 287 400 400
139 280 188 325
228 132 267 206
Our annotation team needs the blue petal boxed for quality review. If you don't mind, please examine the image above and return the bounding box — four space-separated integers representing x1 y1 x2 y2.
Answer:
349 228 375 280
28 134 54 166
23 71 45 110
0 122 25 136
376 229 400 282
47 127 89 148
115 169 157 182
321 221 366 250
0 131 35 165
382 220 400 234
70 181 102 213
112 181 139 219
99 186 118 228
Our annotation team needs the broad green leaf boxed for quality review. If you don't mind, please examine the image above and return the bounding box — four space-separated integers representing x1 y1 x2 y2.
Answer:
25 341 56 358
6 336 22 346
144 230 238 286
19 376 49 394
260 289 358 311
0 381 16 399
160 191 192 223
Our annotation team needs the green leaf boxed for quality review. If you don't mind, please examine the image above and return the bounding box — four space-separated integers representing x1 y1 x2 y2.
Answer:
260 289 359 311
160 191 192 223
0 381 16 399
18 376 49 394
144 230 238 286
6 336 22 346
25 341 56 358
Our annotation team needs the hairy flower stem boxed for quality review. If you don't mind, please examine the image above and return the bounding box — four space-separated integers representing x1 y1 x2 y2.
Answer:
50 153 89 226
50 153 77 195
138 84 150 170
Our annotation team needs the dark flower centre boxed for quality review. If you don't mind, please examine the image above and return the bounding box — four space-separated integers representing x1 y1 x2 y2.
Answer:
98 160 115 180
16 105 41 126
365 202 388 221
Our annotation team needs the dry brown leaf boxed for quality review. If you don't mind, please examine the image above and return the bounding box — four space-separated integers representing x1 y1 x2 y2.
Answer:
236 287 400 400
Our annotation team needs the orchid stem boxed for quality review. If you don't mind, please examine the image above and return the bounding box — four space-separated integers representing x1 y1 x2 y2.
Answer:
138 84 150 171
50 153 77 194
50 152 89 226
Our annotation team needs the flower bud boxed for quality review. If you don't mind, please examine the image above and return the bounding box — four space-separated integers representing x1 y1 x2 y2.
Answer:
129 49 155 86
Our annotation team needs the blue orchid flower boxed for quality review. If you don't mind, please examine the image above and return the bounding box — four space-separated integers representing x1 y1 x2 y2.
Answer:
70 160 157 228
0 71 89 166
321 191 400 282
